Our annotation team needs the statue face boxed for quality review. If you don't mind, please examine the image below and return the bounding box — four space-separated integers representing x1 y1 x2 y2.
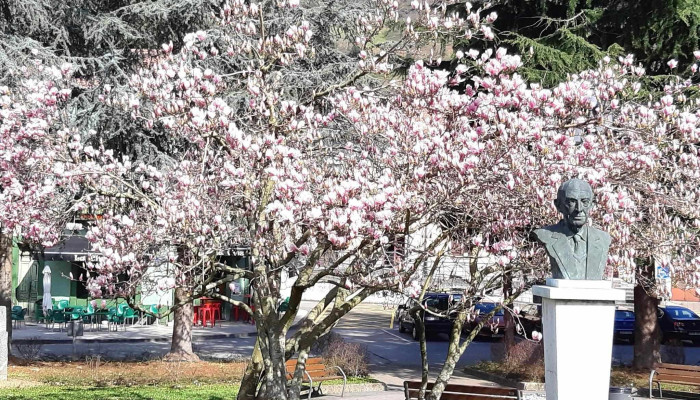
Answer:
556 181 593 229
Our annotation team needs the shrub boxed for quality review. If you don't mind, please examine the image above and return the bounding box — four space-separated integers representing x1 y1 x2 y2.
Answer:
661 339 685 364
316 331 370 377
502 340 545 382
14 337 44 360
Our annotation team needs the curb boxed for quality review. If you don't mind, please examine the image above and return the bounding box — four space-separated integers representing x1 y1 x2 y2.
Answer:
321 382 388 395
462 367 544 391
12 330 258 345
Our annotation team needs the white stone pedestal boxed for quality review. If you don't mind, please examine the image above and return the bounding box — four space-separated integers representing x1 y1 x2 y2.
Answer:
0 306 6 380
532 279 625 400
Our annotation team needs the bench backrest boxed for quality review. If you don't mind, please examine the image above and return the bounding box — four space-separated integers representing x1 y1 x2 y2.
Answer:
404 381 519 400
654 363 700 386
285 358 338 381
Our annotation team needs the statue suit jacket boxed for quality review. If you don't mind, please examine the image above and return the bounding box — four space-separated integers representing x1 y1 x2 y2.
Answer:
533 220 611 280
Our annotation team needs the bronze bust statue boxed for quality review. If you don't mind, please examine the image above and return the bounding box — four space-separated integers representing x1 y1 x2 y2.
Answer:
533 179 611 280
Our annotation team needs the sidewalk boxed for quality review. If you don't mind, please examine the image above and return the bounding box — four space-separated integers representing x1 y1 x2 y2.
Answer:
12 320 258 344
13 300 320 344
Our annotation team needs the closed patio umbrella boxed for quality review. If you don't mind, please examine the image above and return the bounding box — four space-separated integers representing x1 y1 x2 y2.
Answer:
42 265 52 311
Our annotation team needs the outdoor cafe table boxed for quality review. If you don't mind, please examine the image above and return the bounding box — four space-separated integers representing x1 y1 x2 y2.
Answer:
92 309 110 331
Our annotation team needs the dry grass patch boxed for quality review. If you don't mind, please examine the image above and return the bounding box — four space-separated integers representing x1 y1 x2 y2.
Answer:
9 359 247 387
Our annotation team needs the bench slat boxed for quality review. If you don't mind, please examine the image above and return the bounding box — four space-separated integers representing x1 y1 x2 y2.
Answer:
404 381 517 396
306 371 340 378
657 363 700 372
406 390 518 400
303 364 328 372
652 363 700 391
655 369 700 380
285 357 324 368
656 367 700 375
286 373 343 382
653 376 700 385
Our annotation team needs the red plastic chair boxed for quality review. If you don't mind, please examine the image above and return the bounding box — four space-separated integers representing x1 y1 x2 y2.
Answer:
193 305 200 326
211 302 222 321
199 304 216 327
232 305 241 321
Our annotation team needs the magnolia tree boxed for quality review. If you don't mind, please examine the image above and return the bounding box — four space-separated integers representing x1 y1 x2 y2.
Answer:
83 3 506 398
0 63 79 354
0 1 504 399
332 48 700 396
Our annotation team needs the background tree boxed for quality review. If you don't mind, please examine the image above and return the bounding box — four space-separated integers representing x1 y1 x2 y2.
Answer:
439 0 700 369
0 0 223 359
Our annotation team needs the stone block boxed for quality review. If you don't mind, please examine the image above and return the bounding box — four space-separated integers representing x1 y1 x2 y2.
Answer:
0 331 7 381
0 306 5 332
533 280 625 400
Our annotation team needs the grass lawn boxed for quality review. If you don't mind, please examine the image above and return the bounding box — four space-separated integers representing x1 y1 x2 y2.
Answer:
2 359 378 399
4 384 239 400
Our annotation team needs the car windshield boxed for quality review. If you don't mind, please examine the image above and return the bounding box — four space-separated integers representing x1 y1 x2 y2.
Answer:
424 295 449 311
666 307 699 319
615 310 634 319
476 303 504 316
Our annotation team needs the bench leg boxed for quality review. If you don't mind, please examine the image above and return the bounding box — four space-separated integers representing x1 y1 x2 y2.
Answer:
334 366 347 397
649 371 664 399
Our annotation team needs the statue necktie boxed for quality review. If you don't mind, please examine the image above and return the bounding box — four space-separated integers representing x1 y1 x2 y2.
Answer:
572 234 585 258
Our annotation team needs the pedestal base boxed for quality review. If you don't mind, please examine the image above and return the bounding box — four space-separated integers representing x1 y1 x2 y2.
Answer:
532 280 625 400
0 307 6 381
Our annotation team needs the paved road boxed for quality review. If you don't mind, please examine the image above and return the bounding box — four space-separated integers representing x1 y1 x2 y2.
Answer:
333 303 700 368
21 302 700 368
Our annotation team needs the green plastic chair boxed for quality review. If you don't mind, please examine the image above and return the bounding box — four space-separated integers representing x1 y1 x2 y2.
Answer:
82 303 96 329
107 306 124 331
11 306 25 328
147 305 161 325
49 308 68 331
56 300 70 311
116 304 138 327
278 297 290 312
123 306 138 326
68 306 83 321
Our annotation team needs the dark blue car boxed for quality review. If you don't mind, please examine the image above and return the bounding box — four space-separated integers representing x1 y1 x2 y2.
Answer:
613 309 635 342
396 293 455 340
658 305 700 344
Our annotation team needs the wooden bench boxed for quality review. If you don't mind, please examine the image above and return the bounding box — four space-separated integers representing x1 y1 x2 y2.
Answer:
286 357 346 400
404 381 520 400
649 363 700 398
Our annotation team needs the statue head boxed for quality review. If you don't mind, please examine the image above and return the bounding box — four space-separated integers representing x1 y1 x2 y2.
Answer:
554 178 594 232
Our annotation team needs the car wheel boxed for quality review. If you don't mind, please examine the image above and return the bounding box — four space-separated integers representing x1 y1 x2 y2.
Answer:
412 325 419 341
398 319 406 333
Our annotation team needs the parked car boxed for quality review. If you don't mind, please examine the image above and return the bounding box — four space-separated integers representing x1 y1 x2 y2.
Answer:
396 293 455 340
465 302 506 339
613 309 635 342
658 305 700 344
515 303 542 339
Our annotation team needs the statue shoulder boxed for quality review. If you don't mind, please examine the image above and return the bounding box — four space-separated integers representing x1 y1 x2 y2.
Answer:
589 226 611 245
532 225 560 244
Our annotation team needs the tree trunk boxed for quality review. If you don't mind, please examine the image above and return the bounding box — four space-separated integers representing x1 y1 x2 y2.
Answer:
238 337 264 399
0 230 13 361
255 327 288 400
502 271 515 360
164 287 199 361
287 348 310 400
427 307 470 400
633 259 660 370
